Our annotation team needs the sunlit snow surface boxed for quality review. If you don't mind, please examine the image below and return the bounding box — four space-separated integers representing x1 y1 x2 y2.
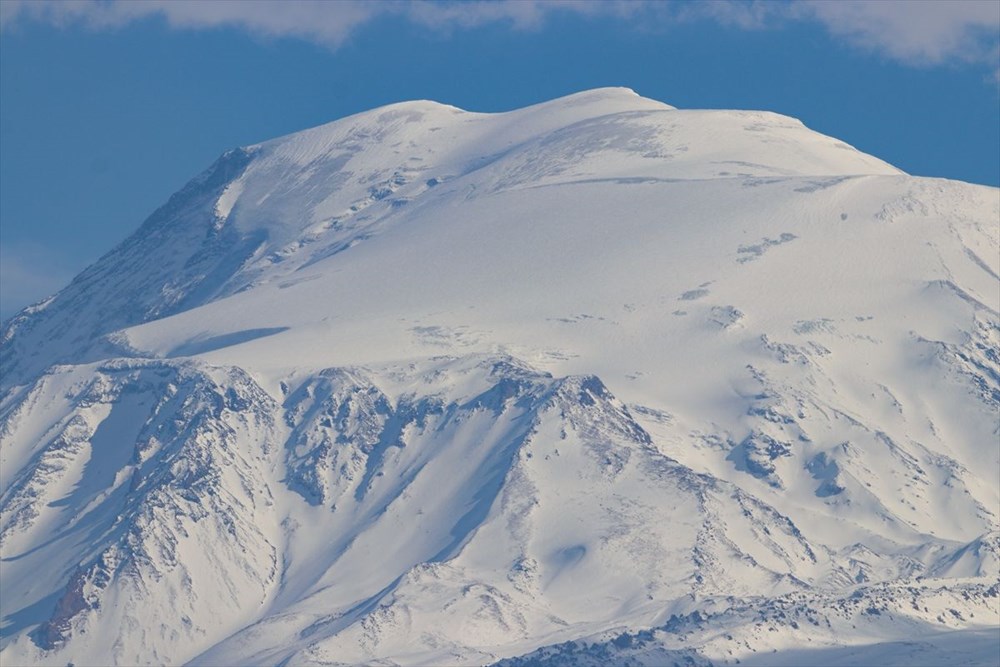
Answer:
1 88 998 666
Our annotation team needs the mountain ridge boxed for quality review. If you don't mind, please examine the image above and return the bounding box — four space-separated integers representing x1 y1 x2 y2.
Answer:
1 89 997 666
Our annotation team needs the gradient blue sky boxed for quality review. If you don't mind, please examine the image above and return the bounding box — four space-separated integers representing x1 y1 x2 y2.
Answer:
1 0 998 318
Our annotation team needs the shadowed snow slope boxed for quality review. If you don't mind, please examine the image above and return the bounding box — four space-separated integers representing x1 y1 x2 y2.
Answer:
1 88 997 666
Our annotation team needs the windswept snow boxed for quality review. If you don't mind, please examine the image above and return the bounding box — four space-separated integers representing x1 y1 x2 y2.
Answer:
1 88 997 666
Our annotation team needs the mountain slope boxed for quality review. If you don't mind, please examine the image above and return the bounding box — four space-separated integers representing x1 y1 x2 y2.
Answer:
1 88 997 666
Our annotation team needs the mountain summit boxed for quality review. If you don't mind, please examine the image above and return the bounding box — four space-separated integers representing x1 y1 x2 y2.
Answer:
2 89 997 666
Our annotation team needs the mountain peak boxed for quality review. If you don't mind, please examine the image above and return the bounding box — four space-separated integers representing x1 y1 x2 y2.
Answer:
1 87 997 667
514 86 671 111
0 90 909 386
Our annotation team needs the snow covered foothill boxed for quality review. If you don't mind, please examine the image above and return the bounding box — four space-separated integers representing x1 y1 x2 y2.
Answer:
1 88 997 666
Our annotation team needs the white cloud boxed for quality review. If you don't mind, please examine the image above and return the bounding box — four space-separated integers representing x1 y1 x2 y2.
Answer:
0 0 381 46
795 0 1000 66
1 0 997 69
0 1 629 47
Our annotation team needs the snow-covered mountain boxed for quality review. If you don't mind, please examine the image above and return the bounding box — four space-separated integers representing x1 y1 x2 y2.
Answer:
1 87 997 666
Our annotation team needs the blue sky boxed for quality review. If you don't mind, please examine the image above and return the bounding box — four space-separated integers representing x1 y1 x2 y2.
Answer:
1 0 998 319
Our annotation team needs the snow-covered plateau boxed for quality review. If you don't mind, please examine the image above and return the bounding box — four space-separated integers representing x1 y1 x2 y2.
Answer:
1 87 998 666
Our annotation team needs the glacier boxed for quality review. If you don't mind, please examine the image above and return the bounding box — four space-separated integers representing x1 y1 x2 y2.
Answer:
1 87 998 666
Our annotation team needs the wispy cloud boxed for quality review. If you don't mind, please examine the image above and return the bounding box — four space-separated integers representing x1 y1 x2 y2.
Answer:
0 0 620 46
795 0 1000 66
1 0 998 70
0 0 382 46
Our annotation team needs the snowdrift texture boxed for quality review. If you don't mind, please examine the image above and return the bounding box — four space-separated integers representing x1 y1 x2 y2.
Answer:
1 88 998 666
